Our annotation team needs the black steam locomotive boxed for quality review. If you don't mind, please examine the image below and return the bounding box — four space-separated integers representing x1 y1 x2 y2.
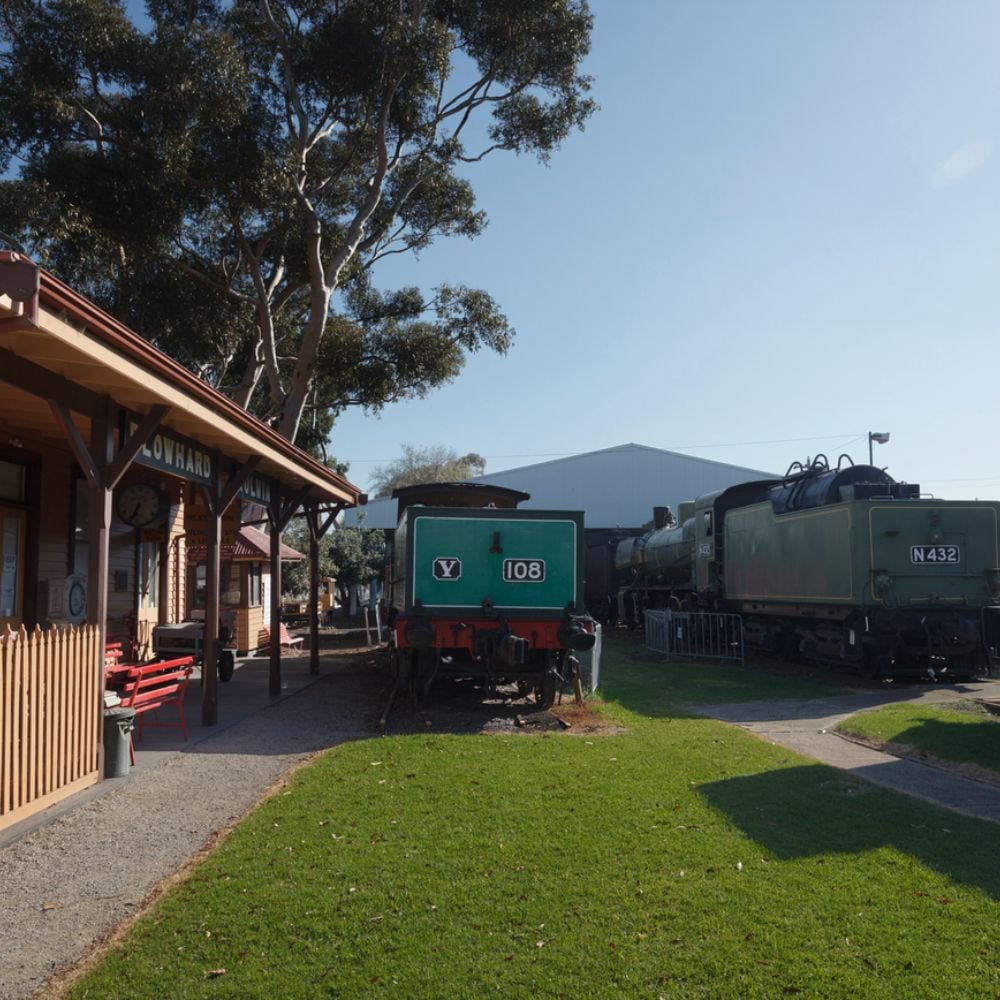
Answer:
613 456 1000 679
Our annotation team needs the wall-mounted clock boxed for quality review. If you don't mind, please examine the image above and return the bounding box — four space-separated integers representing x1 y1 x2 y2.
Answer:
66 576 87 619
116 483 167 528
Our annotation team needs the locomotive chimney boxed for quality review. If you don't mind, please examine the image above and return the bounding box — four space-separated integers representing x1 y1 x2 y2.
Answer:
653 506 675 529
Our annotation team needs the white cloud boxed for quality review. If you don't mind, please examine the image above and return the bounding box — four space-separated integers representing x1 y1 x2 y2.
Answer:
931 139 993 188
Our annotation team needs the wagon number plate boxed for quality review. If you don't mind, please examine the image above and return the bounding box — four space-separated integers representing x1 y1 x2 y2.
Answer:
910 545 960 564
503 558 546 582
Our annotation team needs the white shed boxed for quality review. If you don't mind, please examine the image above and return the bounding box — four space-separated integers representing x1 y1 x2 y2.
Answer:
346 443 775 530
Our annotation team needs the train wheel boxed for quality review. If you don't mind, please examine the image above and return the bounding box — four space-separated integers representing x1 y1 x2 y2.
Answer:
962 646 991 681
395 648 420 702
415 648 435 703
536 669 558 710
860 646 884 681
388 647 403 692
218 650 235 683
782 629 802 664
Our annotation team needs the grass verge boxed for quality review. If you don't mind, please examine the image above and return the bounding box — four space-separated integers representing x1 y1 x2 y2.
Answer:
837 701 1000 777
68 641 1000 999
604 640 851 715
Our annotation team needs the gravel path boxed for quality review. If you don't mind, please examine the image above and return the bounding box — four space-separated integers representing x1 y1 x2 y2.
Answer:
0 658 382 1000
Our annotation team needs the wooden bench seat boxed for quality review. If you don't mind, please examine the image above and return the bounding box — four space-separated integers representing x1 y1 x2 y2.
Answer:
258 623 304 655
116 657 195 761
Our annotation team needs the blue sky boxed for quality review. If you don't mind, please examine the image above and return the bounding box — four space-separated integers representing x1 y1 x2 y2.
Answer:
330 0 1000 500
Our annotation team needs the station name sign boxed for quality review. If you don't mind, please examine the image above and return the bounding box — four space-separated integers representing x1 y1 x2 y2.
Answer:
126 419 213 486
239 472 272 505
123 414 274 503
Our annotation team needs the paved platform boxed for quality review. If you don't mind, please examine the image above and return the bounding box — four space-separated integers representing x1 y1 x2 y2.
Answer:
690 677 1000 824
0 647 346 850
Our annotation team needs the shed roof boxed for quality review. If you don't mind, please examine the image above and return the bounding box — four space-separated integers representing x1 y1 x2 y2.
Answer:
346 443 776 530
186 525 306 563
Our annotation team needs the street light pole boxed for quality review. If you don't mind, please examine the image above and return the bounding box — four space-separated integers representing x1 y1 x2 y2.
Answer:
868 431 890 466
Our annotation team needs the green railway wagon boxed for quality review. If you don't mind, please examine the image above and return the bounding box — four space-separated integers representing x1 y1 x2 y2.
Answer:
395 508 585 614
387 485 595 706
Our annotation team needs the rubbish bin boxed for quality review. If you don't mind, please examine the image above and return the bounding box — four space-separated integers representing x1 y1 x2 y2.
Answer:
103 707 135 778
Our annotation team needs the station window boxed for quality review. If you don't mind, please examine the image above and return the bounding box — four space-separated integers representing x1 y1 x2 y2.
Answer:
189 562 239 610
71 477 88 573
140 540 159 609
0 509 25 623
190 564 213 611
0 461 25 502
248 564 263 607
0 461 28 625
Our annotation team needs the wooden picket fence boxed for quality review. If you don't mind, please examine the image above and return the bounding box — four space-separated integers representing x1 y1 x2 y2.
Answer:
0 624 101 833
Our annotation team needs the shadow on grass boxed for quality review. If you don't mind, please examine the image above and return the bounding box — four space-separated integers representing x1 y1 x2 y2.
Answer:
862 715 1000 774
698 763 1000 900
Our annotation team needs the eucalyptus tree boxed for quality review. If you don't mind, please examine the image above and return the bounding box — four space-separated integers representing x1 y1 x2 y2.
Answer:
0 0 595 446
368 443 486 498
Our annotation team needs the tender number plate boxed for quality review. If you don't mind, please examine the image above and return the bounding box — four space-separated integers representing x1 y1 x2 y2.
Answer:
910 545 960 564
503 558 546 583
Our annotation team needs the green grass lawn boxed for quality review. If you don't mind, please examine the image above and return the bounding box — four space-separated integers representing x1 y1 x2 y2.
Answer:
837 701 1000 776
70 642 1000 999
602 643 851 713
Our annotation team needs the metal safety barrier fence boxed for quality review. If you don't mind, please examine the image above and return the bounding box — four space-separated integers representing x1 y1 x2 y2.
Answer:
644 609 744 664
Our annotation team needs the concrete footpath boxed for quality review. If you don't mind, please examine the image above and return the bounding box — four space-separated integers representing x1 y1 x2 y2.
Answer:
690 677 1000 824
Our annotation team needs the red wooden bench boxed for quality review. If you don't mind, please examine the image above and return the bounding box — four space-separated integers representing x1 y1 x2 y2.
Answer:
116 657 195 762
258 624 304 655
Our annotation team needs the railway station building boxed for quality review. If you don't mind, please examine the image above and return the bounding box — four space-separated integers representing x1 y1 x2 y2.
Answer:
0 251 365 833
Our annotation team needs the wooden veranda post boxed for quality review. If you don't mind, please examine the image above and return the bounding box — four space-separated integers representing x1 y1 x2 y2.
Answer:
269 486 283 697
267 485 309 695
202 475 221 726
305 503 342 676
201 457 262 725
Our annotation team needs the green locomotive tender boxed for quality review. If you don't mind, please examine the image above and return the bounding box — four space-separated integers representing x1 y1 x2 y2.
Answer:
616 456 1000 678
388 483 595 706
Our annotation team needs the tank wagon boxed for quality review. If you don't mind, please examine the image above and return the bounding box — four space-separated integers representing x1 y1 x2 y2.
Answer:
387 482 596 706
615 456 1000 679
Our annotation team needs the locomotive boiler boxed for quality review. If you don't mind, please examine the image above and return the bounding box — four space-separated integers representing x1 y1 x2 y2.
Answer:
387 482 596 706
615 456 1000 679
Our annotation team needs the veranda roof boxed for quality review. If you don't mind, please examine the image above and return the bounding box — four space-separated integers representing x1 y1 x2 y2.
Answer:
0 251 364 508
